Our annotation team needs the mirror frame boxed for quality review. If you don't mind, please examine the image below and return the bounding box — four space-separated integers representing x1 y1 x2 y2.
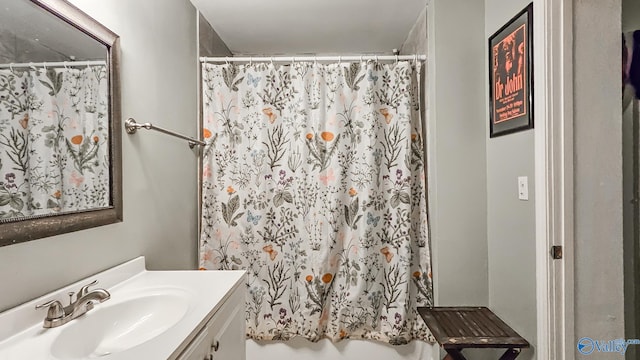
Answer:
0 0 122 247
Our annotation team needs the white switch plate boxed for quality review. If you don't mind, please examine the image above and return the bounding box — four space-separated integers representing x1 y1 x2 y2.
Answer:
518 176 528 200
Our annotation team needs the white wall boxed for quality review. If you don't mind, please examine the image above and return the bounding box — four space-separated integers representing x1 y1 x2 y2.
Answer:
573 0 626 358
0 0 201 312
484 1 537 359
425 0 489 309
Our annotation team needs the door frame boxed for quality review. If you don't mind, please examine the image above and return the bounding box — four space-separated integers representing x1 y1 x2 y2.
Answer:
534 0 574 358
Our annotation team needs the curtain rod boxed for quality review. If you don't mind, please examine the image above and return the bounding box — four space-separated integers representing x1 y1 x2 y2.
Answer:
124 118 205 149
200 55 427 63
0 60 106 69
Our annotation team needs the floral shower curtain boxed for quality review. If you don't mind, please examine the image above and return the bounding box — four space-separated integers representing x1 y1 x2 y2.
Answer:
0 66 109 219
199 60 433 344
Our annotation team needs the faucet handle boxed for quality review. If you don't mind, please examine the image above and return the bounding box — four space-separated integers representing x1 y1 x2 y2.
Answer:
35 300 65 320
78 279 99 297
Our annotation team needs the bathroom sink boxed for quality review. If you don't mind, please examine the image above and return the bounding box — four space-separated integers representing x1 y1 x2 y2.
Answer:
50 289 190 359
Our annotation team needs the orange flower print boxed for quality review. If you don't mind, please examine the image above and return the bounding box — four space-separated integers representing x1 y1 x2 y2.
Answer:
19 114 28 129
348 187 357 197
262 244 278 261
53 190 62 199
413 271 421 279
70 135 83 145
306 133 313 140
380 246 394 263
339 329 347 339
321 273 333 284
305 275 313 283
428 271 432 279
379 108 393 124
203 128 212 139
93 136 99 143
262 107 277 124
320 131 334 142
411 133 417 142
199 267 207 271
227 186 235 194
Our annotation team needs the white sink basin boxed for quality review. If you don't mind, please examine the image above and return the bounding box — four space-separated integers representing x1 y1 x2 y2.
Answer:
0 257 245 360
50 289 189 359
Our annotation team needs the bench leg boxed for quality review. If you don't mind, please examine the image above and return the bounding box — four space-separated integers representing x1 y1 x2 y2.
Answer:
444 349 467 360
498 348 521 360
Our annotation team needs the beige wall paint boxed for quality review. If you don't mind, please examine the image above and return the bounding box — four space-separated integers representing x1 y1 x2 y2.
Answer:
0 0 201 312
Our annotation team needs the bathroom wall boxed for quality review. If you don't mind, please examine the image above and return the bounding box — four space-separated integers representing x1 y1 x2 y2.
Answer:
485 0 537 359
0 0 204 312
573 0 626 356
421 0 489 309
199 13 232 58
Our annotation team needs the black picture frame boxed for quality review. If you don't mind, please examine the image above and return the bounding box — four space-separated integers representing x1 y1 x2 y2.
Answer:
488 3 534 138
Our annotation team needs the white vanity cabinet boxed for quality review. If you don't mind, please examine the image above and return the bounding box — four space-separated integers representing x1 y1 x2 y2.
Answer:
176 282 246 360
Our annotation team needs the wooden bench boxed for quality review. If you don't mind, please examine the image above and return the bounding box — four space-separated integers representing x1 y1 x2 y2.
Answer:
417 307 530 360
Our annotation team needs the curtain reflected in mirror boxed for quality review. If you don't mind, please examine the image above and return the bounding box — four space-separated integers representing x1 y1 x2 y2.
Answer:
0 64 110 220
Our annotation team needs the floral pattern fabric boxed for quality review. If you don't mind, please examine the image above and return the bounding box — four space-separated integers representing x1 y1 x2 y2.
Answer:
199 61 433 344
0 66 109 220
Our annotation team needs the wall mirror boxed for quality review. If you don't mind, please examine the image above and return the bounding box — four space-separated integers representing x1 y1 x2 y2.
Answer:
0 0 121 246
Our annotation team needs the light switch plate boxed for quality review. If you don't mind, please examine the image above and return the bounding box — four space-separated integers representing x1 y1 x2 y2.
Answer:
518 176 528 200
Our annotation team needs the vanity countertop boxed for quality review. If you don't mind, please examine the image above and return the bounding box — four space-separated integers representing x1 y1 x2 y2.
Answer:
0 257 245 360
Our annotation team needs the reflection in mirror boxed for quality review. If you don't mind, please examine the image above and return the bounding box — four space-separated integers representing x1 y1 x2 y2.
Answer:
0 0 121 246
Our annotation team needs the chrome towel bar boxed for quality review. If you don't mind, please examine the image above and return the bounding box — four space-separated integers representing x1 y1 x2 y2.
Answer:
124 118 205 149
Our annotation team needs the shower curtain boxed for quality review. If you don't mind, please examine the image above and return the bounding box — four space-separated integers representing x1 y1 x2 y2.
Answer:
199 60 433 344
0 66 109 219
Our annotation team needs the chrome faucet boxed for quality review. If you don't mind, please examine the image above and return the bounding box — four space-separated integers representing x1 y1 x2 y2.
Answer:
35 280 110 328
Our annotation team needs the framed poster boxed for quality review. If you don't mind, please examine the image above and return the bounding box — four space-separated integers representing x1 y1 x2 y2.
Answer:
489 3 533 137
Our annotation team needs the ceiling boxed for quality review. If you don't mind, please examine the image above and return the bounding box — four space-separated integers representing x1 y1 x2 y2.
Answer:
191 0 427 55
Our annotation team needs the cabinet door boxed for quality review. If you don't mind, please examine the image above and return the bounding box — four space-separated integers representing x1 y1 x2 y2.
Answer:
176 325 214 360
176 285 246 360
209 289 245 360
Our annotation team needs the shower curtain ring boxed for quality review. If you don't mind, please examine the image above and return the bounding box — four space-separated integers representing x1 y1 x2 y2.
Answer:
291 57 295 66
249 57 253 66
9 63 14 72
338 56 342 65
225 57 229 65
63 61 69 70
395 54 399 63
375 55 378 63
270 57 274 65
360 55 363 63
314 56 318 65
